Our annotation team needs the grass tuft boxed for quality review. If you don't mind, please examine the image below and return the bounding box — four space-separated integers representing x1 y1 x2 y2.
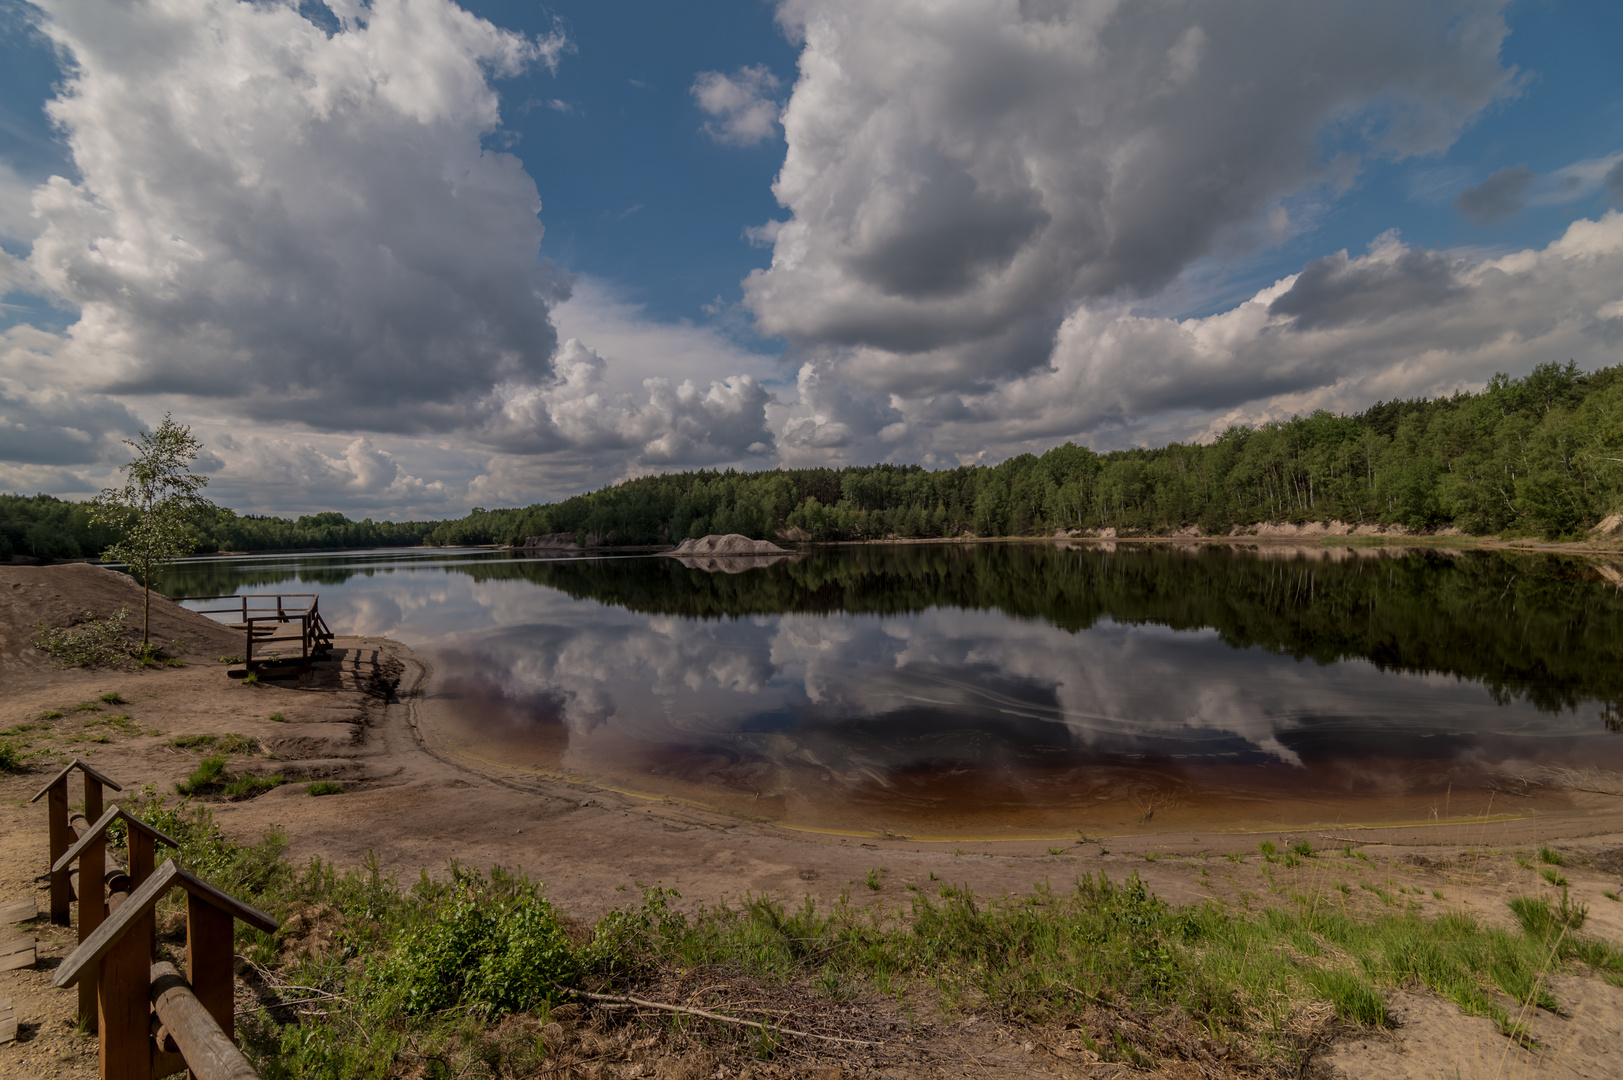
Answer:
307 781 344 797
178 755 228 794
99 691 125 704
1538 846 1565 866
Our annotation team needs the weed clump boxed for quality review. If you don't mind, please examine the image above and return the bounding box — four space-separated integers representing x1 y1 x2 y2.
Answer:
177 754 281 799
32 608 133 668
307 781 344 796
0 741 20 772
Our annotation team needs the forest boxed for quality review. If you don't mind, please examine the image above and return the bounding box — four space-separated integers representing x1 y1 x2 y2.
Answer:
0 499 433 561
3 360 1620 560
423 360 1623 547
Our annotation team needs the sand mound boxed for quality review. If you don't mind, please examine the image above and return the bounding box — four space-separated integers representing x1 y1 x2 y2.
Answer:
516 533 583 550
1 563 243 690
1592 512 1623 539
666 534 789 556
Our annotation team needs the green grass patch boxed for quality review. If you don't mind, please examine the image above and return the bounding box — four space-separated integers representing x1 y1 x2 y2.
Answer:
268 713 287 723
0 741 20 772
241 671 259 685
1538 846 1565 866
99 691 125 704
1540 868 1568 888
89 787 1623 1080
40 710 63 720
178 755 228 794
74 701 101 712
307 781 344 797
224 774 285 799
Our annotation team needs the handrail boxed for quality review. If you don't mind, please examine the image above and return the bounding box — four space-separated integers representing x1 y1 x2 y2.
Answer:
150 962 258 1080
173 593 335 672
54 859 276 1080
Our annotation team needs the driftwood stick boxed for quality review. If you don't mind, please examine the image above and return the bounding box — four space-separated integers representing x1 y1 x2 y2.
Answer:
559 987 886 1048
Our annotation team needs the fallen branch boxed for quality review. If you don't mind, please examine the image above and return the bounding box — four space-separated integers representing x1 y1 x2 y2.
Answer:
558 986 888 1049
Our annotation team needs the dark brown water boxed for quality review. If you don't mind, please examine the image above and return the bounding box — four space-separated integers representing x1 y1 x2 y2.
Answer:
165 542 1623 836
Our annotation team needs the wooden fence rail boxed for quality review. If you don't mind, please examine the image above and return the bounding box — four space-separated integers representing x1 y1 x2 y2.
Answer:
53 859 277 1080
52 805 180 1030
29 758 122 925
172 593 335 673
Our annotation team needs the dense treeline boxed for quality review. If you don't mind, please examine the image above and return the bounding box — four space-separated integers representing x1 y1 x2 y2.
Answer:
6 361 1621 561
425 361 1623 546
0 497 433 560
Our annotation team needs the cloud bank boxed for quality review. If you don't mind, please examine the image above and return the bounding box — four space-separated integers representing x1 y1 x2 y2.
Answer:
3 0 1622 520
748 0 1519 395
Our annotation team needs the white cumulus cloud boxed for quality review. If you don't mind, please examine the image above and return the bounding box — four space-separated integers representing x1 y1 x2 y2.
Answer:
691 64 783 146
748 0 1520 396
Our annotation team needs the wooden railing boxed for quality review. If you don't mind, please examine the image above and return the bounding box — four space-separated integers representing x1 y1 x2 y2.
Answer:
174 593 335 672
35 773 275 1079
54 859 277 1080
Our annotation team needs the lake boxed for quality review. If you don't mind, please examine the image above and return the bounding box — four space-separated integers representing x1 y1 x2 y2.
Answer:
159 542 1623 838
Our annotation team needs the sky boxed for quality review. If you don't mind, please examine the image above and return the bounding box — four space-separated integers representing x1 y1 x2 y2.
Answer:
1 0 1621 520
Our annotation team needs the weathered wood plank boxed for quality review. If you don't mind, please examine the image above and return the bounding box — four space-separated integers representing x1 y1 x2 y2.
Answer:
0 996 16 1045
0 897 34 924
0 937 35 971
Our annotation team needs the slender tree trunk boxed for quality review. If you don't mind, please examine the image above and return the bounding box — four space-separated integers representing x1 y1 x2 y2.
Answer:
142 552 151 651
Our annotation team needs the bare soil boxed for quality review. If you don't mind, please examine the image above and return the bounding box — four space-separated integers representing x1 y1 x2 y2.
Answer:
3 564 1623 1079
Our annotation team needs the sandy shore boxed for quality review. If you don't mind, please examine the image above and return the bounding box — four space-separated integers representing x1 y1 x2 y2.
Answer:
4 563 1623 1078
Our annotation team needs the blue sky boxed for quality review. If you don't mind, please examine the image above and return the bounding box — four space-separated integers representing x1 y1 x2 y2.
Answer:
1 0 1621 517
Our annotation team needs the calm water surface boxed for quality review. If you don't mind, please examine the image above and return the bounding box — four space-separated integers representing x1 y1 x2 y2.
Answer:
160 543 1623 836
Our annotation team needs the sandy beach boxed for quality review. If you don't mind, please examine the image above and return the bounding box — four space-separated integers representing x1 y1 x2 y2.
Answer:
4 562 1623 1078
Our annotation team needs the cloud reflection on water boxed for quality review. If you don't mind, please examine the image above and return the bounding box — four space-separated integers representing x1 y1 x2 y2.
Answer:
167 544 1623 824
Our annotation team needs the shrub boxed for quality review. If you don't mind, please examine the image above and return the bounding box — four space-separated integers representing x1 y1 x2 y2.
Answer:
32 608 132 668
0 741 20 772
380 879 576 1018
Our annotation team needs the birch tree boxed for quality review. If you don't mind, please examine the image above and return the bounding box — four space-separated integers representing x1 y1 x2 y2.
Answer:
91 415 214 653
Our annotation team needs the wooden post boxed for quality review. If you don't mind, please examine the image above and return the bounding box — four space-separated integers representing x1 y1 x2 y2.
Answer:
128 830 156 889
80 770 108 1028
47 779 70 925
85 772 105 827
98 910 154 1080
78 825 106 1031
186 894 235 1048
